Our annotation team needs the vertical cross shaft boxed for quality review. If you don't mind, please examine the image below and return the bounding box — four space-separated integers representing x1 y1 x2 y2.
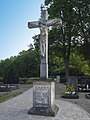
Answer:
40 9 48 79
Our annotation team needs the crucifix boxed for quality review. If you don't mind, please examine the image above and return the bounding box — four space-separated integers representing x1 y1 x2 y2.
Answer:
28 5 62 79
28 5 62 117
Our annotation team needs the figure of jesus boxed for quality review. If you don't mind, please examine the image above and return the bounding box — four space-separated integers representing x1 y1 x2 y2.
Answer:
40 25 46 58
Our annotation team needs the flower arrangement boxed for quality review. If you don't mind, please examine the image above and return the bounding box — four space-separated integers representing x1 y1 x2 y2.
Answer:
64 85 76 95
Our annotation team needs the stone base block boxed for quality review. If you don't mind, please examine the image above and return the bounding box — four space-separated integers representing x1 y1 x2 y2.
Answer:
28 105 59 117
28 80 58 117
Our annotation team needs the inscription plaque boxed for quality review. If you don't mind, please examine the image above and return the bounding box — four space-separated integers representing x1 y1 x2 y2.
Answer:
33 85 50 107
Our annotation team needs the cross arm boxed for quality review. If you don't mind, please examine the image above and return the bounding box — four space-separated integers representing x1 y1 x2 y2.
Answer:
28 19 62 29
46 18 62 27
28 21 40 29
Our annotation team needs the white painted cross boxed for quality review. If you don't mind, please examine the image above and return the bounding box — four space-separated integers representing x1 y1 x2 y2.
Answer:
28 6 62 79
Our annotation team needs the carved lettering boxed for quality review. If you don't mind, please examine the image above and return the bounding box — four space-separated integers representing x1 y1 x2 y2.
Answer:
34 85 50 107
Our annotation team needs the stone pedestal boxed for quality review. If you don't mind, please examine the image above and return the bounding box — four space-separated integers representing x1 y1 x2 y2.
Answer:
28 80 58 117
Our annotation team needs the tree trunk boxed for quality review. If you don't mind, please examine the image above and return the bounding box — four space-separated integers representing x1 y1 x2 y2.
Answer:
61 26 71 83
64 56 69 83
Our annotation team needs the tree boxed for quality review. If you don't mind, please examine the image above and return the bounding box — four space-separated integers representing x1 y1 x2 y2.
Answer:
70 49 90 75
13 49 40 78
45 0 90 82
0 48 40 83
3 64 19 84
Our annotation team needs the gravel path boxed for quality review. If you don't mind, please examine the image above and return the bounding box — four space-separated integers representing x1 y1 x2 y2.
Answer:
56 83 90 114
0 84 90 120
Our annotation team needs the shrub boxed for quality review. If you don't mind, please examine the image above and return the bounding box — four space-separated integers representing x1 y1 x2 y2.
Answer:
0 77 3 84
19 78 28 84
25 79 33 84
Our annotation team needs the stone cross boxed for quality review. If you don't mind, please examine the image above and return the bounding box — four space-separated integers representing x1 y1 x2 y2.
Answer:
28 5 62 79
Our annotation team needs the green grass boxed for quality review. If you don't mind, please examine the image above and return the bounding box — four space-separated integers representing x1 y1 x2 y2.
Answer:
0 84 32 103
0 92 20 103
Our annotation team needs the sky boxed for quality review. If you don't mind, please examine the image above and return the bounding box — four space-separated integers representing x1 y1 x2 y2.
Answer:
0 0 44 60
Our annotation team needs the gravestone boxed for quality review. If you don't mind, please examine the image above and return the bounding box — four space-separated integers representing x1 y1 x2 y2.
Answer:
78 76 90 92
56 75 60 83
28 5 62 116
68 76 78 92
62 76 79 99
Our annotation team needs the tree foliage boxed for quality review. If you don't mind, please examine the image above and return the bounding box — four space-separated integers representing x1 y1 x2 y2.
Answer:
0 49 40 83
45 0 90 80
70 50 90 75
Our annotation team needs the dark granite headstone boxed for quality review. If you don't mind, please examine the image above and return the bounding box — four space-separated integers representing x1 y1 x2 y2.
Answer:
78 76 90 92
68 76 78 92
62 76 79 99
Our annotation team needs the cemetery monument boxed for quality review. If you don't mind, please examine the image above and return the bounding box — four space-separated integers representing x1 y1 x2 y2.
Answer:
62 76 79 99
28 5 62 117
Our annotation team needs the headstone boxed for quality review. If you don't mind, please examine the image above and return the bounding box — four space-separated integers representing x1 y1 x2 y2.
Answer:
28 5 62 117
56 75 60 83
68 76 78 92
78 76 90 92
62 76 79 99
